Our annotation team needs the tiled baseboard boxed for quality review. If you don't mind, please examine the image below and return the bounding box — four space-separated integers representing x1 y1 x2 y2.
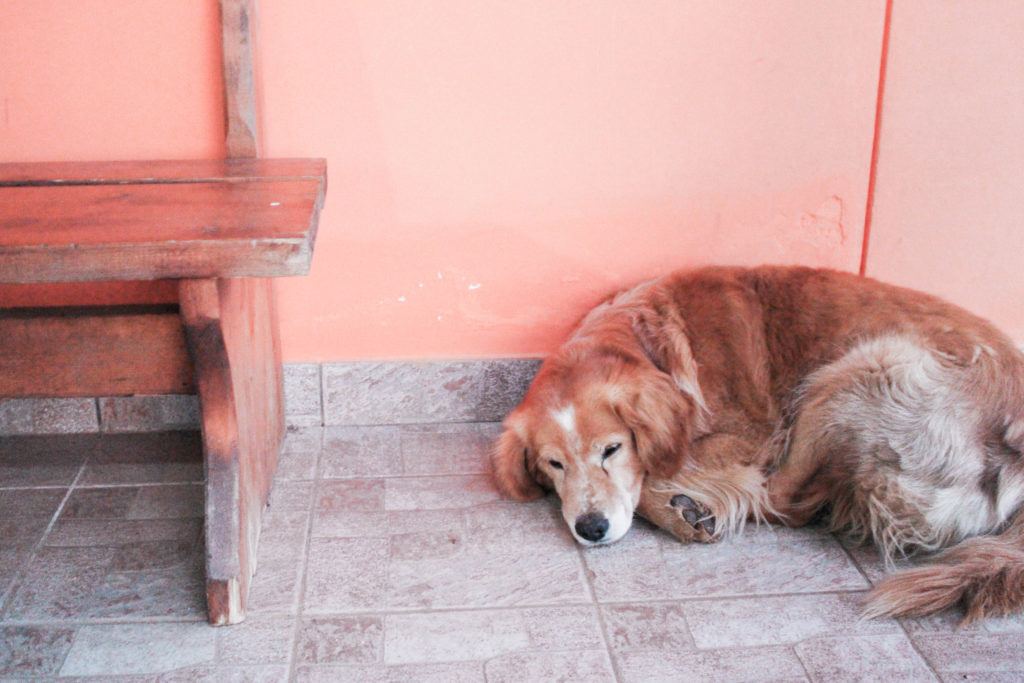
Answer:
0 359 541 436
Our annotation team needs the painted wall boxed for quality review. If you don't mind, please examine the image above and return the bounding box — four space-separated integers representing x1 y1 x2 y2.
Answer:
2 2 1019 359
866 0 1024 341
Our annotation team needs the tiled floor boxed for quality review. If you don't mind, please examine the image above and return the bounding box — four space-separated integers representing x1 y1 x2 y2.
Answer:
1 426 1022 681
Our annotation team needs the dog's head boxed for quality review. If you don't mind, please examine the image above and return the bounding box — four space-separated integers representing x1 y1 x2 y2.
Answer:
493 353 698 545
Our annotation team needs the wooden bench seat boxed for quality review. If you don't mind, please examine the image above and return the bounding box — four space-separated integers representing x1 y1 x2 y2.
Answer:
0 157 327 625
0 158 325 282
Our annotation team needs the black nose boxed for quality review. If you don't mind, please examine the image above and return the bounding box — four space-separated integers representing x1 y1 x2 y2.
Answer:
574 513 609 542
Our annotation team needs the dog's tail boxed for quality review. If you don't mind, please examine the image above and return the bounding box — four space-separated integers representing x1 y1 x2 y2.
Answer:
862 510 1024 624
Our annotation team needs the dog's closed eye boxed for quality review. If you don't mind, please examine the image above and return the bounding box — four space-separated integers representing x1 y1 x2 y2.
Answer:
549 459 564 470
602 443 621 460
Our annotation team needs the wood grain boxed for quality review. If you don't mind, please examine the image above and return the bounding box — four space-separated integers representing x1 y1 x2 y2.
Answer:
179 278 282 625
0 157 325 187
219 0 261 157
0 307 194 397
0 170 326 283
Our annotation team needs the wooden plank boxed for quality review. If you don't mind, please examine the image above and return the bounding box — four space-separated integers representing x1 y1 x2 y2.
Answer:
0 174 325 283
0 307 194 397
220 0 261 157
179 278 282 625
0 281 179 309
0 158 325 187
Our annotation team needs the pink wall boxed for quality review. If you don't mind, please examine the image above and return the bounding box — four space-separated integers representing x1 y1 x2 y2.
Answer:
2 2 1018 359
866 0 1024 341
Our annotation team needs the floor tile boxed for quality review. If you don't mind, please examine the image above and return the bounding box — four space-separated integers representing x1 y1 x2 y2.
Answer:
385 474 502 511
794 633 935 682
276 428 322 481
80 431 202 485
0 489 66 519
44 518 201 547
397 423 493 476
601 602 694 651
59 622 216 677
320 426 402 478
296 616 383 664
0 434 92 487
382 605 603 664
155 664 290 682
912 633 1024 679
0 626 75 678
683 593 899 649
216 615 296 665
616 645 807 683
484 649 615 682
3 546 116 620
4 536 204 621
303 537 388 612
584 522 867 602
293 661 483 682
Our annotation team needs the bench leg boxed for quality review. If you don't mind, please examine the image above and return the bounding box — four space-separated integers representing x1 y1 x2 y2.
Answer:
179 277 284 625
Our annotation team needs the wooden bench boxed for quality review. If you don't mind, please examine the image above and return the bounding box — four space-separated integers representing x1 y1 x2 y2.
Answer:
0 157 326 624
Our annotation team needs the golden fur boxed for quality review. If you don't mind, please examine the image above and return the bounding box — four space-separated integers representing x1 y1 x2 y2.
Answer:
494 265 1024 622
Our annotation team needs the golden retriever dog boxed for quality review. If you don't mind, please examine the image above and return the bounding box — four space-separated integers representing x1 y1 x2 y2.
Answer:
493 265 1024 622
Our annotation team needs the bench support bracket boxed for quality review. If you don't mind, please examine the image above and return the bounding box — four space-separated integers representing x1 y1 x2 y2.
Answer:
179 277 284 625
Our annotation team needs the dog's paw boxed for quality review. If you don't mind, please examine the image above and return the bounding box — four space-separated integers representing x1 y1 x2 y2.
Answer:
670 494 716 539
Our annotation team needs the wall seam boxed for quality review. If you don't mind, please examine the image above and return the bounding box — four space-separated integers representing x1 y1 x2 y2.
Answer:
859 0 895 277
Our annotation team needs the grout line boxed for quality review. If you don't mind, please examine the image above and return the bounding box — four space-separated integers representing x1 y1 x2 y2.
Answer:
573 542 623 683
0 463 85 620
836 534 944 679
858 0 894 277
285 429 325 682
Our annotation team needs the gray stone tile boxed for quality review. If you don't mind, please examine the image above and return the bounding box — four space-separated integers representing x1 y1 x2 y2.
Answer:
61 487 137 519
0 398 98 435
383 503 587 611
616 646 807 683
384 474 502 511
320 426 402 478
484 650 615 682
216 615 296 665
321 359 538 425
303 537 388 612
98 395 199 433
284 363 323 427
59 622 216 677
398 423 493 476
383 606 603 664
80 431 202 485
0 434 94 487
601 602 695 651
682 593 899 649
0 517 50 549
127 484 203 519
82 552 205 619
246 484 312 615
294 661 482 682
44 518 201 547
296 616 383 664
0 489 65 519
156 665 289 682
913 633 1024 678
583 522 867 602
313 479 386 538
0 626 75 678
794 633 936 682
276 430 321 481
4 547 116 620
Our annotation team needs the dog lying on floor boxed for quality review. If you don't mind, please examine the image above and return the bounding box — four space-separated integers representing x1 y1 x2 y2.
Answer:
493 265 1024 622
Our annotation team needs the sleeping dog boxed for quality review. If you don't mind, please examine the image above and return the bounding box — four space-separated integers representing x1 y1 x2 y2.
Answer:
493 266 1024 622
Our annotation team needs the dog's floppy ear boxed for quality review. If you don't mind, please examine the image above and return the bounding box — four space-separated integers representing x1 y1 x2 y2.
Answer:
492 415 545 501
612 370 694 479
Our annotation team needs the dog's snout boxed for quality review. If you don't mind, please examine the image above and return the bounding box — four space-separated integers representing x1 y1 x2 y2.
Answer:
574 512 610 542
